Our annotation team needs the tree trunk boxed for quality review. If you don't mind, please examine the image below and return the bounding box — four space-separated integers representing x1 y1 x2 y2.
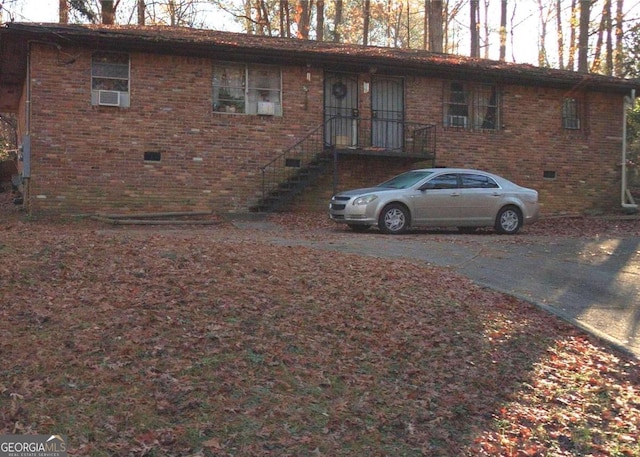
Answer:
578 0 591 73
424 0 429 49
137 0 145 25
605 0 613 75
101 0 115 24
499 0 507 61
556 0 564 69
59 0 69 23
590 0 610 74
405 1 410 48
614 0 624 75
255 0 262 33
470 0 480 57
169 0 175 26
334 0 343 42
482 0 489 59
509 1 519 61
387 0 392 47
536 0 549 66
280 0 291 37
316 0 324 41
428 0 443 52
568 0 577 70
295 0 310 39
445 0 465 54
363 0 371 46
257 0 272 35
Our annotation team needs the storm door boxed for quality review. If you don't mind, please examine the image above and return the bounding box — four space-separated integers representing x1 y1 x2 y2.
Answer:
371 77 404 149
324 73 359 147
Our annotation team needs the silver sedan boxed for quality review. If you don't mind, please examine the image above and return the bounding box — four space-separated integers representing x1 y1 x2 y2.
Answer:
329 168 540 234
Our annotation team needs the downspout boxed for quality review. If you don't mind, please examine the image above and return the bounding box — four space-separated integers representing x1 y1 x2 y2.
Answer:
25 43 31 138
621 89 637 213
22 42 33 215
21 40 68 215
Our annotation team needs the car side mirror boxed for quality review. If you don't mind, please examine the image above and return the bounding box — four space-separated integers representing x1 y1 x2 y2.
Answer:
418 183 432 191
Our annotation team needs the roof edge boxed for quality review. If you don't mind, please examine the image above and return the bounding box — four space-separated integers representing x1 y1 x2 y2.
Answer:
3 22 640 93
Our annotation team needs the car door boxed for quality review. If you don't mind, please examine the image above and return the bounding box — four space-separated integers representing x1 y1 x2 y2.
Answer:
411 173 462 225
457 173 503 223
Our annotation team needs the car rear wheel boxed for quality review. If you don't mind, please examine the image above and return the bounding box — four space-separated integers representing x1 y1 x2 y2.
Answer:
378 204 410 234
348 224 371 232
495 206 522 234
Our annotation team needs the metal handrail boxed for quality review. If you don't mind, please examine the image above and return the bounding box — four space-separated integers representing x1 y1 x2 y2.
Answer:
258 117 436 209
260 117 335 204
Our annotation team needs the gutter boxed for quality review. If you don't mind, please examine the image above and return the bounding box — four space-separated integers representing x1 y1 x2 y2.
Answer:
621 89 637 213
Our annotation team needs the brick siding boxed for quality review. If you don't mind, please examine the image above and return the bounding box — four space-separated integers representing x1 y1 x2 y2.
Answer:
21 43 625 217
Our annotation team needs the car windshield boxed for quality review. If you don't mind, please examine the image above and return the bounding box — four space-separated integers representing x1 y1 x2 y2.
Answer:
378 171 434 189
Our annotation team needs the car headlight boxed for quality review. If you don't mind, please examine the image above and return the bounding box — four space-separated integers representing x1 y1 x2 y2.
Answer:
353 194 378 206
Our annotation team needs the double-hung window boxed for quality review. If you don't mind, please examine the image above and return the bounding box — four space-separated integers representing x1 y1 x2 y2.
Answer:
91 52 130 107
446 82 469 128
213 63 282 116
444 82 500 130
562 97 581 129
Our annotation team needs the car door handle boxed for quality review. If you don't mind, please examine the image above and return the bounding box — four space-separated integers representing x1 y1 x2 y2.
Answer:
450 192 461 197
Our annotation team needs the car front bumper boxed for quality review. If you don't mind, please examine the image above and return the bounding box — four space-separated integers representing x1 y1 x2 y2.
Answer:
329 199 378 225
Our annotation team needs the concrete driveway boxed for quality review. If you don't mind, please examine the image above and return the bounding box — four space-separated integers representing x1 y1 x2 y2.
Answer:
263 227 640 358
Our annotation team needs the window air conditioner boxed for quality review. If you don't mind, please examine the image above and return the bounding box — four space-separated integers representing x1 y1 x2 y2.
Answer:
564 118 580 129
448 115 468 128
257 101 275 115
98 90 121 107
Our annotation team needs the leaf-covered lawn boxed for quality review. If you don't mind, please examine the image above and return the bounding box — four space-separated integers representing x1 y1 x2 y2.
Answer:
1 210 639 456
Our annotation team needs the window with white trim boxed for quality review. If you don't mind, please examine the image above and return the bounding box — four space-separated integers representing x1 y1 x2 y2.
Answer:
444 82 500 130
562 97 581 129
213 63 282 116
91 52 130 108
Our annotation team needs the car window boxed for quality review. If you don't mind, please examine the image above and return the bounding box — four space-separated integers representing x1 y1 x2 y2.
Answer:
379 171 434 189
424 174 459 189
460 173 500 189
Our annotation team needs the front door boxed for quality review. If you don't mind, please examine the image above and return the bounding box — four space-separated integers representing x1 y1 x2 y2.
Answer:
324 73 359 147
371 77 404 150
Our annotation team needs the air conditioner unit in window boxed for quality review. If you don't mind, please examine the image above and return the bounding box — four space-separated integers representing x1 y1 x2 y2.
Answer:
448 115 468 128
257 101 275 115
98 90 121 107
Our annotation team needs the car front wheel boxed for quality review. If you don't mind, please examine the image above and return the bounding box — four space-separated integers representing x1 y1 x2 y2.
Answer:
495 206 522 234
378 204 410 234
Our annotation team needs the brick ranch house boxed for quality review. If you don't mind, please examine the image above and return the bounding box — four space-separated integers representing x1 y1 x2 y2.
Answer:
1 22 639 217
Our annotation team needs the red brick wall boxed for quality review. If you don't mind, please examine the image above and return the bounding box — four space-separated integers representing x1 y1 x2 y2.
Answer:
295 79 625 215
26 44 324 215
425 85 624 215
25 43 626 216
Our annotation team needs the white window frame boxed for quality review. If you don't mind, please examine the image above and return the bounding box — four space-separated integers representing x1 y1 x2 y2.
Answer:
91 51 130 108
213 62 282 116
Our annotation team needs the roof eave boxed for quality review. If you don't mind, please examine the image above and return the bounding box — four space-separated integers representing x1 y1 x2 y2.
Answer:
3 22 640 95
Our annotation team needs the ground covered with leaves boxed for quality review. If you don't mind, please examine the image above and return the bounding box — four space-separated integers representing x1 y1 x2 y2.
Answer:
1 203 639 456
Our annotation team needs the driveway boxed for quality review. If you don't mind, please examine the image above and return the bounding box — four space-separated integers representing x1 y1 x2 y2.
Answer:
255 224 640 358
